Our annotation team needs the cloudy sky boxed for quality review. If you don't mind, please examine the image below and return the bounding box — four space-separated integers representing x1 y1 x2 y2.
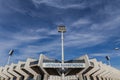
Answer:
0 0 120 69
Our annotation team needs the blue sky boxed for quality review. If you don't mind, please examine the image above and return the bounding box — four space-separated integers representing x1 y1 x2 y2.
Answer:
0 0 120 69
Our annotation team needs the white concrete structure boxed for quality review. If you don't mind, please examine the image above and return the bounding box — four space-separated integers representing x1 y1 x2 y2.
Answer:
92 62 104 80
84 59 100 80
2 65 14 80
0 67 9 80
0 54 120 80
24 58 39 80
7 63 22 80
77 55 92 80
48 75 78 80
38 54 49 80
14 61 29 80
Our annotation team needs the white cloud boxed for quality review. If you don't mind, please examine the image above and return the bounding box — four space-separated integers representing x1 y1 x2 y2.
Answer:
30 28 48 33
72 19 91 27
32 0 86 9
91 16 120 31
64 33 106 48
90 53 111 57
15 39 61 60
0 27 61 65
0 39 21 53
29 28 58 35
11 28 54 42
90 49 120 58
13 34 44 41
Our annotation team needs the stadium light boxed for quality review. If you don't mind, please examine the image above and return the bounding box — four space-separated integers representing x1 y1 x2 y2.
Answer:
58 25 66 33
58 25 66 80
105 56 111 66
7 49 14 65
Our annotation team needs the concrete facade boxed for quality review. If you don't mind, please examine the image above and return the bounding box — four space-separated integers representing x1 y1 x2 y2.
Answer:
7 63 22 80
0 54 120 80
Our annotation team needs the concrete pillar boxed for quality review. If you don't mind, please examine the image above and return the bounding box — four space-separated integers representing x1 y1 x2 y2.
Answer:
38 54 49 80
84 59 100 80
104 66 113 80
14 61 29 80
110 67 117 80
103 72 111 80
99 71 110 80
91 62 104 80
77 55 90 80
36 74 42 80
97 64 110 80
98 71 105 80
24 58 39 80
8 63 22 80
0 67 4 80
0 67 8 80
0 76 5 80
43 74 49 80
2 65 15 80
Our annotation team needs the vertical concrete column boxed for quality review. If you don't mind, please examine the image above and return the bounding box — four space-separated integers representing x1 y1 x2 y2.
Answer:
110 67 117 80
116 70 120 80
104 66 115 80
99 71 110 80
0 77 5 80
36 74 42 80
43 74 49 80
97 64 108 80
92 62 104 80
0 67 9 80
110 70 117 80
38 54 49 78
24 58 39 80
78 55 90 80
84 59 100 80
103 72 111 80
98 72 105 80
8 63 22 80
0 74 9 80
0 67 4 80
2 65 15 80
14 61 29 80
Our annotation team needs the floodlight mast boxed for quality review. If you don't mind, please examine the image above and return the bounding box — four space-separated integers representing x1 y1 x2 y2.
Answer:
105 56 111 66
7 55 11 65
7 50 14 65
58 25 66 80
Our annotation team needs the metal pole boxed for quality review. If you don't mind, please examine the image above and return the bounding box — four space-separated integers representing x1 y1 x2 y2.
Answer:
108 60 111 66
58 25 66 80
7 56 11 65
61 31 65 80
7 49 14 65
61 32 64 65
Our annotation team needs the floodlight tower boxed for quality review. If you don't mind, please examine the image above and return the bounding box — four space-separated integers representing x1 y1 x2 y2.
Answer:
7 49 14 65
58 25 66 80
105 56 111 66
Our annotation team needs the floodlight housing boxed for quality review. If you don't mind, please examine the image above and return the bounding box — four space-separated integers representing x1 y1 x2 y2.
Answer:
58 25 66 32
105 56 110 60
9 49 14 56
